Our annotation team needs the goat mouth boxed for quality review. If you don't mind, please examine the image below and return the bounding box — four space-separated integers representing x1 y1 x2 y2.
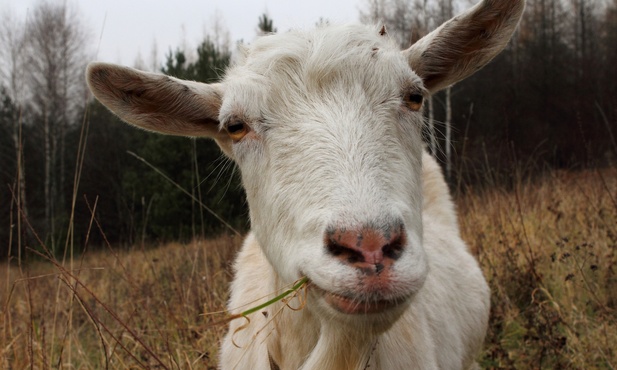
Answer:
309 283 406 315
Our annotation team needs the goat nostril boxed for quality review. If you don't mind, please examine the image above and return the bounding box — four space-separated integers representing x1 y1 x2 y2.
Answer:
327 240 365 264
325 222 406 267
383 241 404 261
327 241 344 256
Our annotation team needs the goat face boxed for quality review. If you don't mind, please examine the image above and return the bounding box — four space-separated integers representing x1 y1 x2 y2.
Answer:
220 26 429 325
87 0 525 331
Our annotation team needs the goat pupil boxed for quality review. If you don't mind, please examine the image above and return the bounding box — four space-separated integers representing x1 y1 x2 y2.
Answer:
408 94 423 104
227 122 245 133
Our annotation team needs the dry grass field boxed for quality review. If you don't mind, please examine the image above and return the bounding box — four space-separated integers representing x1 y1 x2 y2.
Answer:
460 168 617 369
1 168 616 369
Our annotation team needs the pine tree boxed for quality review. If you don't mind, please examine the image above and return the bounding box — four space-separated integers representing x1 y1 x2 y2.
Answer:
257 13 277 35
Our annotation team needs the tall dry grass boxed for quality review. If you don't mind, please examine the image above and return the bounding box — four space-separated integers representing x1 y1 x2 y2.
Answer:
1 236 240 369
1 168 616 369
460 169 617 369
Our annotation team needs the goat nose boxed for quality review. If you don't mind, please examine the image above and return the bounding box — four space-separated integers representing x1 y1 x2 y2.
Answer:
325 224 406 271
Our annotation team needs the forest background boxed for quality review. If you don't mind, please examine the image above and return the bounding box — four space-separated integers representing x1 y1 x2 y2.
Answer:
1 0 615 260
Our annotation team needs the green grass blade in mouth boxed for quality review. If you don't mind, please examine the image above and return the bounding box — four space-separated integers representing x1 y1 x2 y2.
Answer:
239 276 309 317
210 276 309 326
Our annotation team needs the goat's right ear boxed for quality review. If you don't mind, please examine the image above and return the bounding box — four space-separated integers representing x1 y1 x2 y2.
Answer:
86 62 228 142
403 0 525 93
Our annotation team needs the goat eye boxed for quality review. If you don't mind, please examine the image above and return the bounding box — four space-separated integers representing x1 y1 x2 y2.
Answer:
226 121 248 141
404 93 424 112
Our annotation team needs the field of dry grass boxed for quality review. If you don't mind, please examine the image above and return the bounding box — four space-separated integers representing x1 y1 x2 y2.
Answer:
1 236 241 369
1 168 616 369
460 169 617 369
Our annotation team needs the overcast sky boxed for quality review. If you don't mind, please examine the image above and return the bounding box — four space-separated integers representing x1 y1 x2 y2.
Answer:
3 0 364 67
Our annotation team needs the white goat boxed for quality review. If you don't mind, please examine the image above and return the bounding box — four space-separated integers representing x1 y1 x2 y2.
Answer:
86 1 525 368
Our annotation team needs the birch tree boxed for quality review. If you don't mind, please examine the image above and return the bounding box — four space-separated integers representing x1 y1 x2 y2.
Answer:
25 1 89 244
0 12 29 250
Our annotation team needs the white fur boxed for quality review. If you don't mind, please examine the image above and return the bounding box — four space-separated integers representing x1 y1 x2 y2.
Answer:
222 152 490 370
85 1 525 369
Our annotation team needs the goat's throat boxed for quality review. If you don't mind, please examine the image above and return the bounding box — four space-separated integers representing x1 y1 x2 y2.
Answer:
268 305 380 370
298 328 379 370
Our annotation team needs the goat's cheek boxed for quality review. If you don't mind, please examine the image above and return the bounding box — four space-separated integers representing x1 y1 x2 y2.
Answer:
235 156 271 221
231 131 262 161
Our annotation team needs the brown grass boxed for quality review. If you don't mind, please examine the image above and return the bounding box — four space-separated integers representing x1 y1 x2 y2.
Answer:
460 169 617 369
1 236 241 369
1 169 616 369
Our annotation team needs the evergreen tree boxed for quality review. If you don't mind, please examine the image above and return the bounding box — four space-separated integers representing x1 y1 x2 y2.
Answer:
257 13 277 35
104 38 244 243
0 87 18 255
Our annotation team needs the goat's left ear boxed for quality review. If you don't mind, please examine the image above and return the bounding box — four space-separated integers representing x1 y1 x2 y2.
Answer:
86 62 231 150
403 0 525 93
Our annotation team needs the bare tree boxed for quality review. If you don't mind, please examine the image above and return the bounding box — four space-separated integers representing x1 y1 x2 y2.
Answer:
149 38 159 72
207 10 231 56
25 1 90 244
0 11 29 238
360 0 429 47
0 12 27 101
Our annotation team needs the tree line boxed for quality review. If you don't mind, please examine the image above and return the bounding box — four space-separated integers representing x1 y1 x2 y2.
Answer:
1 1 616 258
362 0 617 184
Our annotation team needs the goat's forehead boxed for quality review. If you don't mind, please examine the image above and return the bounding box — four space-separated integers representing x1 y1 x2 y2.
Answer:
225 24 413 90
221 25 418 120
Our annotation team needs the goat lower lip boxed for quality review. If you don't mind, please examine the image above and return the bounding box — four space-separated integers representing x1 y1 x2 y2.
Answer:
325 293 401 314
310 284 402 314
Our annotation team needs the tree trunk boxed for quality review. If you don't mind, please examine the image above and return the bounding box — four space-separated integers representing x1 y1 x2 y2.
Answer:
12 106 28 262
44 101 52 241
50 114 58 246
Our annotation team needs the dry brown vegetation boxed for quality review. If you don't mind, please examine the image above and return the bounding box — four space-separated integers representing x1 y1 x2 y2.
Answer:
1 169 616 369
460 169 617 369
1 236 241 369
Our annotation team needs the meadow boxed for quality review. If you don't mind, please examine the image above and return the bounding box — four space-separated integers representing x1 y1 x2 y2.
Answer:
1 168 616 369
